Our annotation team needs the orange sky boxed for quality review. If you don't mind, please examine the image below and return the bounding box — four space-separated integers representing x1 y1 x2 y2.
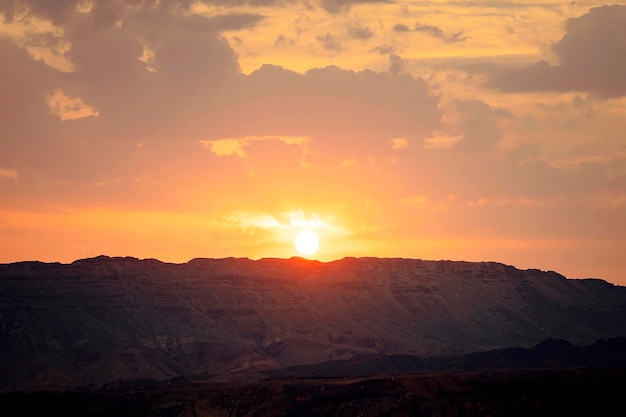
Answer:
1 0 626 284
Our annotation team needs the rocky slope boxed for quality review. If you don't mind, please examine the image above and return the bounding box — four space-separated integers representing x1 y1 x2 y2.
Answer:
1 256 625 391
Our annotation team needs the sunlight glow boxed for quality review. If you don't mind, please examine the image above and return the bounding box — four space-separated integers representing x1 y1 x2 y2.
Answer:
294 230 319 256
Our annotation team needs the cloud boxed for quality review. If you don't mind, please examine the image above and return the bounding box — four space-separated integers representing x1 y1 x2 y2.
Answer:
176 12 266 32
0 5 244 185
1 15 76 74
47 89 99 121
195 0 287 8
413 22 466 43
392 21 466 42
451 99 513 152
200 138 250 158
393 23 410 32
0 0 82 25
402 193 567 211
391 137 408 150
347 21 374 40
413 23 444 38
199 136 310 158
341 158 357 167
388 53 404 75
1 4 443 196
0 1 267 33
588 190 626 210
319 0 391 14
219 209 341 236
60 9 242 132
220 64 442 151
488 5 626 98
422 133 462 150
316 32 341 52
274 33 295 47
402 194 455 211
370 44 394 55
0 168 18 180
422 98 512 153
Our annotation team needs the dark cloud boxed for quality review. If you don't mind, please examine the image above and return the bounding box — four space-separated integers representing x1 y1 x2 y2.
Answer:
90 0 127 30
152 33 239 81
0 4 242 188
320 0 391 14
370 44 394 55
348 21 374 40
274 33 295 47
191 64 443 177
414 22 444 38
414 22 466 43
389 54 404 75
392 21 466 42
393 23 410 32
197 0 287 6
201 13 266 31
488 5 626 98
316 32 341 52
408 1 559 11
21 30 68 52
453 100 513 152
447 31 467 43
0 1 267 27
1 0 443 203
0 0 81 24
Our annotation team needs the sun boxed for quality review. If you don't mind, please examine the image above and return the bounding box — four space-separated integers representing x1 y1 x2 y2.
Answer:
294 230 319 256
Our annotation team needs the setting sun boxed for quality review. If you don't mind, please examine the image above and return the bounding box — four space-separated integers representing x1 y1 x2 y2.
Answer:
294 230 319 257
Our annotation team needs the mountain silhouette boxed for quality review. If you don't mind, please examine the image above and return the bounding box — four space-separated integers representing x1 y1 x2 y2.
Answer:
1 256 625 391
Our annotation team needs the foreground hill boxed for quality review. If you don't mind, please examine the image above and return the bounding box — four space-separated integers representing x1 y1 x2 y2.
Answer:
2 368 626 417
1 256 625 391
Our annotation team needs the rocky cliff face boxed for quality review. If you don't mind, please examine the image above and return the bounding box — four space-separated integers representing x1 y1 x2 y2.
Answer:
1 256 625 391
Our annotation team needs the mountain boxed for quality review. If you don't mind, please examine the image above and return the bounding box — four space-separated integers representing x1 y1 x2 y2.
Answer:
1 256 625 391
271 337 626 379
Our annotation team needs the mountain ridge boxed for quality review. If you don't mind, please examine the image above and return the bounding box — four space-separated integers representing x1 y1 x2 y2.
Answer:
1 256 625 391
268 336 626 380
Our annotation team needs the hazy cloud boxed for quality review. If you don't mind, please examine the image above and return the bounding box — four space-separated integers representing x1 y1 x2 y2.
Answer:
0 168 19 179
391 137 409 149
402 194 455 211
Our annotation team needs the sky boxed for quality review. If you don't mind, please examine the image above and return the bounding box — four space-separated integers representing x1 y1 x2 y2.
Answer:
1 0 625 284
